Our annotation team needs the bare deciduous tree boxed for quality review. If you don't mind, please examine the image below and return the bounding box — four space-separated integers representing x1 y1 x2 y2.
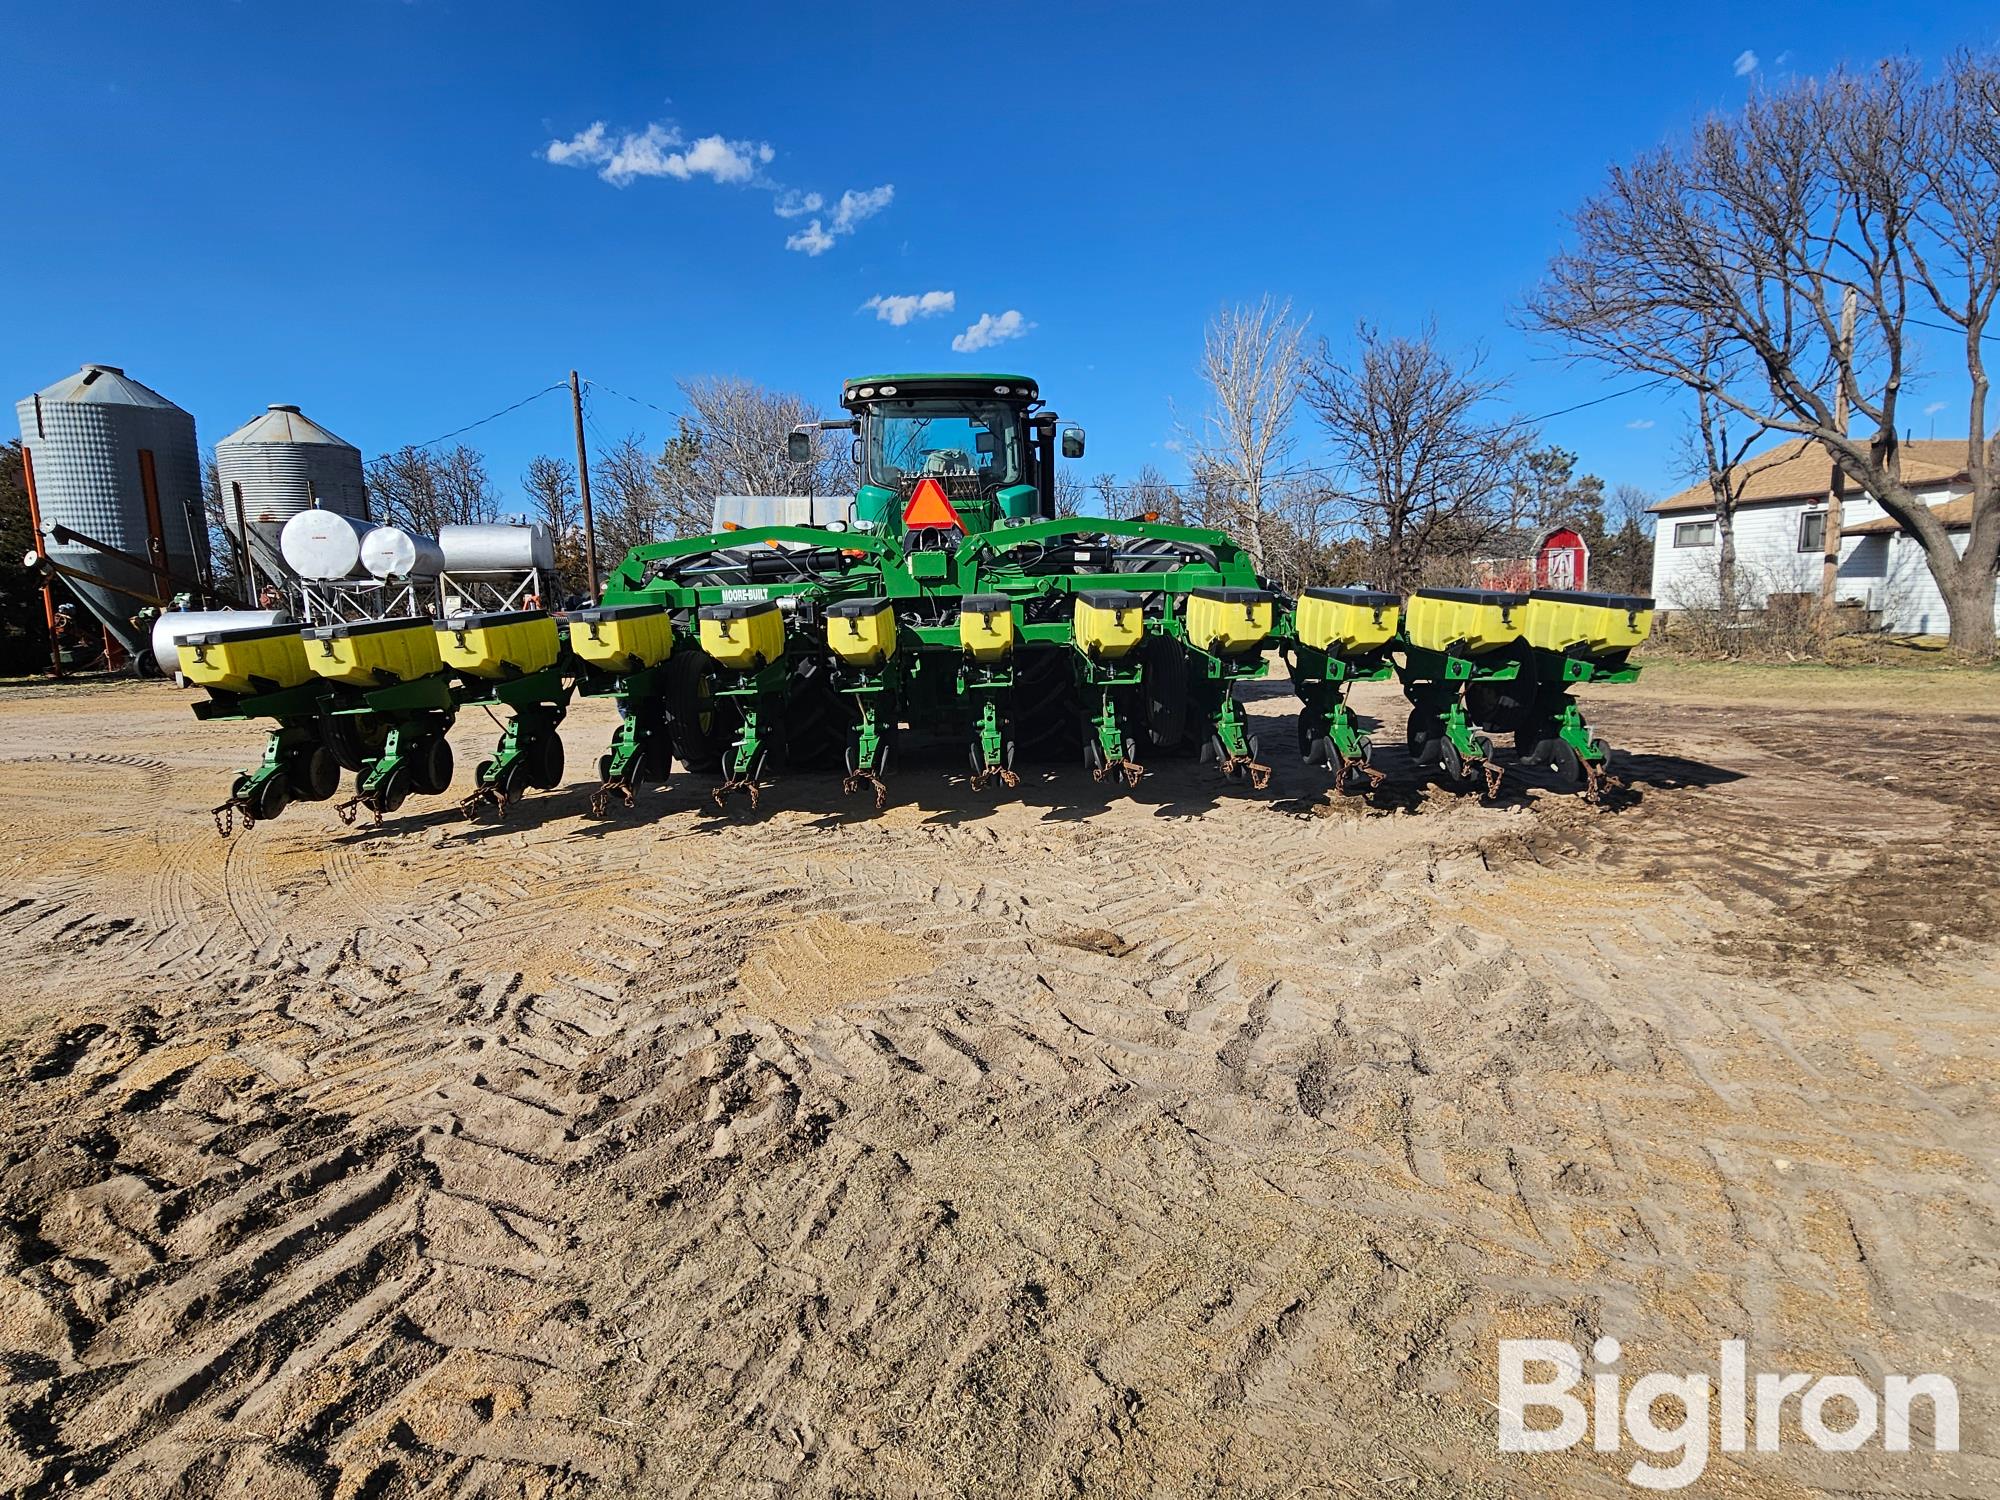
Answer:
651 376 856 538
1304 322 1527 592
522 455 583 599
366 444 498 536
593 434 668 560
1181 297 1309 574
1528 51 2000 657
1053 469 1087 519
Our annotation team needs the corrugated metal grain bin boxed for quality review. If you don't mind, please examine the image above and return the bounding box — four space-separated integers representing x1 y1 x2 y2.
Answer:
15 363 209 652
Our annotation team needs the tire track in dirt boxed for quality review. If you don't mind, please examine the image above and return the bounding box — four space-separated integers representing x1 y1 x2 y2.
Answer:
1 685 1997 1496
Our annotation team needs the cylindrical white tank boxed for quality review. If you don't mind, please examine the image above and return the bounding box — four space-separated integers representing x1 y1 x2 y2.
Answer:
438 523 555 573
360 525 444 579
15 364 210 652
280 509 373 580
150 608 289 676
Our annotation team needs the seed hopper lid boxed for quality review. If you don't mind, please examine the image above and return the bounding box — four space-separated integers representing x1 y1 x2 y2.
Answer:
441 610 547 631
181 622 303 646
570 604 667 623
1303 586 1399 607
1529 589 1655 611
1074 589 1144 609
699 600 779 621
825 595 891 618
959 594 1014 612
1191 586 1272 605
1413 587 1528 606
306 616 432 639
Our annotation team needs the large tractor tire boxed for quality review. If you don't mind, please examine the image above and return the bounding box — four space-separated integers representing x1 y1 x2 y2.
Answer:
1143 632 1200 757
782 655 848 772
664 651 737 775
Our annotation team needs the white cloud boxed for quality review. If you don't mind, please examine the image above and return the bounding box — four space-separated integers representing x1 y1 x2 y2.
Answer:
546 121 894 254
831 185 894 233
543 121 773 187
952 309 1032 354
1775 49 1795 67
864 290 956 326
545 121 609 166
784 184 897 254
1925 400 1949 415
785 220 836 256
1734 49 1759 77
1626 418 1655 430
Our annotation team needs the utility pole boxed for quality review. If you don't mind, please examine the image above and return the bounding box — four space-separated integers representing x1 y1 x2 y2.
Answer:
1820 287 1857 626
570 370 600 601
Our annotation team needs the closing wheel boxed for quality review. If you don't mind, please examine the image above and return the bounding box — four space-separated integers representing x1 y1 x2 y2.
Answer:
531 731 565 790
371 763 411 815
285 744 340 802
249 774 290 823
495 757 530 802
411 736 455 796
1440 737 1477 786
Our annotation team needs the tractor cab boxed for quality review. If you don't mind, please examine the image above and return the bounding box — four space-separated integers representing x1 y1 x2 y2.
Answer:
788 374 1083 540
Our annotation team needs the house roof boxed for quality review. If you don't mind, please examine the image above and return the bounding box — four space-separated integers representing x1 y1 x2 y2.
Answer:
1843 493 1976 536
1650 437 1969 514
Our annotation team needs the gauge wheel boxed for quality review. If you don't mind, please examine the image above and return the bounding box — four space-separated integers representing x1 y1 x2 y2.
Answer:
412 736 455 796
250 774 290 823
1548 737 1585 788
370 763 411 815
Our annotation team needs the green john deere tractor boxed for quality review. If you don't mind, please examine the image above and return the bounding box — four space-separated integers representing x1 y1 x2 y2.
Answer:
592 372 1286 806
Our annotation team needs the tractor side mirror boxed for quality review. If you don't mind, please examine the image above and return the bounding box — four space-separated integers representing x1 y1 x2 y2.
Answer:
1061 425 1086 459
786 428 813 463
975 430 996 454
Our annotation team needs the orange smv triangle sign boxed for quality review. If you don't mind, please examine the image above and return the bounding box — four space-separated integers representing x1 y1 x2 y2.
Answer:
902 476 964 530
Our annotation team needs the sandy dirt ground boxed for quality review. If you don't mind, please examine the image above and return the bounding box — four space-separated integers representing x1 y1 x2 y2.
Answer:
0 666 1996 1498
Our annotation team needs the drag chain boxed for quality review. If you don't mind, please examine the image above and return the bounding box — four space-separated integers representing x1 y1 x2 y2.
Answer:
211 800 248 838
1219 752 1272 791
842 769 889 810
1332 755 1387 797
461 785 511 821
1483 758 1505 799
712 776 763 810
1582 758 1623 805
333 796 379 828
970 764 1020 792
1092 756 1145 790
589 778 636 817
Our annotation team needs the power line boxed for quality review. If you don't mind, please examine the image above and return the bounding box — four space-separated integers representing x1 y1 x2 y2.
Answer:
404 382 568 450
581 378 680 422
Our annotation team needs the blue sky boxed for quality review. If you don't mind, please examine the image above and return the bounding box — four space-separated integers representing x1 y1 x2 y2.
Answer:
4 1 1994 515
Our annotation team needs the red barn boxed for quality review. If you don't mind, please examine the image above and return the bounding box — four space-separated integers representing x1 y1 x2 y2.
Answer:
1535 526 1588 589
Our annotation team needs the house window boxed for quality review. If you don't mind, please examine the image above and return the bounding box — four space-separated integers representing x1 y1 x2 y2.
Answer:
1673 520 1715 547
1798 511 1826 552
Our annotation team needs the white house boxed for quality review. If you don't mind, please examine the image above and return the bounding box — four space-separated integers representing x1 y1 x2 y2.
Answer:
1648 437 1991 636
